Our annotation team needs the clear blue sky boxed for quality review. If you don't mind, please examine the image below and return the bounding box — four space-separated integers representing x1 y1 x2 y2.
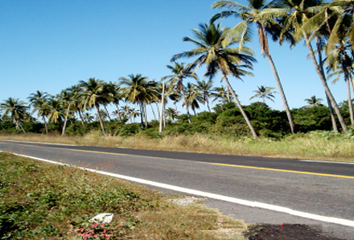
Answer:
0 0 347 116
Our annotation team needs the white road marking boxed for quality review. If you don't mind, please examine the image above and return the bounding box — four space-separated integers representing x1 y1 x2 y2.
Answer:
301 160 354 165
3 151 354 228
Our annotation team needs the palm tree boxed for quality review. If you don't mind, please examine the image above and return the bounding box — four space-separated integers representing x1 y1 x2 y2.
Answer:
58 87 76 135
79 78 108 135
249 85 277 103
196 79 214 111
212 0 296 134
281 0 349 132
326 41 354 126
165 107 179 121
28 91 50 134
47 98 64 127
304 95 323 107
183 83 204 116
161 62 198 123
119 74 159 129
212 85 232 103
82 112 94 123
1 97 28 133
171 22 258 138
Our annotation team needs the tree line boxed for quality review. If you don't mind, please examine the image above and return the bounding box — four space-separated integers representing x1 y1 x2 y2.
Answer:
1 0 354 138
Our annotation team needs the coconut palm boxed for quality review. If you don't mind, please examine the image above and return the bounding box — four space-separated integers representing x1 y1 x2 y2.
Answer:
165 107 179 121
326 41 354 126
28 91 51 134
161 62 198 123
212 0 296 134
196 79 214 111
304 95 323 107
212 85 232 103
183 83 204 116
281 0 349 132
249 85 277 103
1 97 28 133
47 98 64 127
79 78 108 135
119 74 159 129
171 22 258 138
58 87 76 135
82 112 94 123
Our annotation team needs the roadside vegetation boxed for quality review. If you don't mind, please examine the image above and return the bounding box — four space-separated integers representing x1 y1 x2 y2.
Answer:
0 152 247 239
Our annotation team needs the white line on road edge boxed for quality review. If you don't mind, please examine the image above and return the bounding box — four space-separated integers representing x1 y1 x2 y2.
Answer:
4 151 354 228
301 160 354 165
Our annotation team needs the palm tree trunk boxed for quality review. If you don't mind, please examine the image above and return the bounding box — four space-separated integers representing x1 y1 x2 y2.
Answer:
181 89 191 123
115 105 121 120
95 104 106 135
224 76 258 138
103 105 112 121
305 34 348 132
316 38 338 131
42 116 48 134
144 103 148 127
17 122 26 134
345 77 354 126
325 93 338 132
207 99 211 112
151 104 157 120
139 103 145 130
62 104 71 135
266 54 295 134
78 110 85 126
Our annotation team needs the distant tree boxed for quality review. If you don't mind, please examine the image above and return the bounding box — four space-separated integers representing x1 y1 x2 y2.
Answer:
196 79 213 111
28 91 50 134
249 86 277 104
305 95 323 108
79 78 108 135
161 62 198 123
0 97 28 133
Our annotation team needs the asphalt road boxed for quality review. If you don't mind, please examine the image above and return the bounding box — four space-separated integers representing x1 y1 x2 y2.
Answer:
1 140 354 239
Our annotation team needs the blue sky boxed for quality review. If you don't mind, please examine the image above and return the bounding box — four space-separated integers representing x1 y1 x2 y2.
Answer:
0 0 347 117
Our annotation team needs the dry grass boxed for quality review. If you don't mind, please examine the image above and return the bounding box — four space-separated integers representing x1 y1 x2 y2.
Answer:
1 130 354 162
1 152 247 239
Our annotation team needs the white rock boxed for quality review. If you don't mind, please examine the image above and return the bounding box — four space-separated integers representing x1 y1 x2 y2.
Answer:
89 213 114 223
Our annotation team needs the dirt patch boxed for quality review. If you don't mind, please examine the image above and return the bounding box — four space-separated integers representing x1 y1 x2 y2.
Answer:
244 224 346 240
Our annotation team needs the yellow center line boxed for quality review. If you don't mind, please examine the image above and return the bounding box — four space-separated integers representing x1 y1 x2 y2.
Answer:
209 162 354 179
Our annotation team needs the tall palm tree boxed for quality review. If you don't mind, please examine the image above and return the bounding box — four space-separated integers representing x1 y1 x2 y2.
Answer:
119 74 159 129
327 41 354 126
28 91 50 134
281 0 349 132
1 97 28 133
171 22 258 138
196 79 214 111
79 78 108 135
304 95 323 107
212 0 296 134
161 62 198 123
249 85 277 103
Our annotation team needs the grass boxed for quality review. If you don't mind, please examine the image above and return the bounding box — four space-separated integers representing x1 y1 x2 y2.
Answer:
0 130 354 162
0 152 247 239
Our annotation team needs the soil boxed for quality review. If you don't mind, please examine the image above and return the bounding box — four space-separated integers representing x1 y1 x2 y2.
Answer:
244 224 348 240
